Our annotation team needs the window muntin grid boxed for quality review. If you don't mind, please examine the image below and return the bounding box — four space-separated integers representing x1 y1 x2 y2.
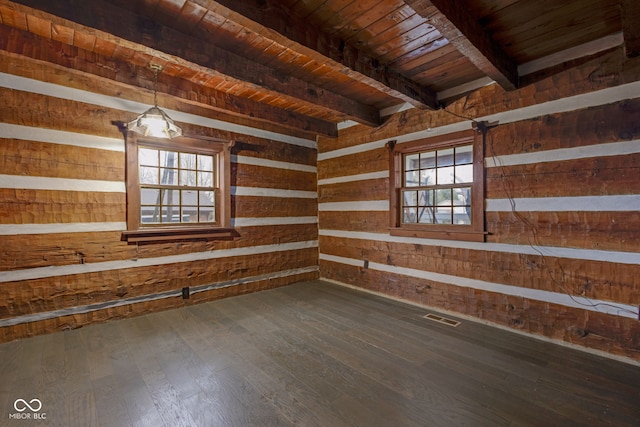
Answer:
401 144 473 225
138 147 217 225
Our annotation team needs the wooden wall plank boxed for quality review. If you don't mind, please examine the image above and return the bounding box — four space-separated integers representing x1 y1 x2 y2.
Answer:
319 261 640 360
319 211 388 233
233 196 317 218
0 63 319 342
0 248 318 319
0 189 125 224
319 235 640 305
486 211 640 253
318 178 388 203
233 163 316 191
318 147 387 180
0 138 124 181
486 153 640 199
0 269 318 342
0 224 318 271
318 51 640 361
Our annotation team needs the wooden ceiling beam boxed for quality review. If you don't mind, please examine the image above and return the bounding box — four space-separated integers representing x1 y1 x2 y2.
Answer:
0 25 338 138
203 0 438 110
7 0 381 127
405 0 518 91
621 0 640 58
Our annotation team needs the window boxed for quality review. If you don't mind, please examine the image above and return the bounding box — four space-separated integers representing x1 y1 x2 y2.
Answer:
388 130 485 241
122 133 235 243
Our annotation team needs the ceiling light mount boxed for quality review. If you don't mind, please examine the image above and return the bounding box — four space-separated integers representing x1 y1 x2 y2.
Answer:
127 63 182 139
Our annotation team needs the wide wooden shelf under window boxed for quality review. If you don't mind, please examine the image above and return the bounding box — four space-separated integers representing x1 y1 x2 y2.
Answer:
121 226 237 244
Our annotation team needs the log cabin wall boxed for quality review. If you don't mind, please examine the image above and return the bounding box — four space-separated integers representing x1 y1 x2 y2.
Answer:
318 47 640 362
0 56 319 342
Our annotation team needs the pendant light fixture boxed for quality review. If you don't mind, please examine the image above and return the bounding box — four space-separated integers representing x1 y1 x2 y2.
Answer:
127 64 182 139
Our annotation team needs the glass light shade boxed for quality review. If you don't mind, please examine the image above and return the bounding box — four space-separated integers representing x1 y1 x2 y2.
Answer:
127 106 182 139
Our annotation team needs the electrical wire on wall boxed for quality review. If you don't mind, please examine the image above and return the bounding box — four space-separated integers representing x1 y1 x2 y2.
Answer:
438 104 639 319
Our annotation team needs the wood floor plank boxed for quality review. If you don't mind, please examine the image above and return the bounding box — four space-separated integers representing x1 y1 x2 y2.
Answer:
0 279 638 426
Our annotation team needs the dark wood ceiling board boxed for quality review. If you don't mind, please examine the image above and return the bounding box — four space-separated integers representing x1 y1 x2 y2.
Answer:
462 0 520 21
0 27 335 138
378 24 442 64
339 0 400 45
312 0 359 31
119 0 162 19
422 63 486 93
212 0 437 109
404 48 471 81
11 0 382 126
421 0 518 90
482 0 617 34
488 0 621 63
362 11 429 56
358 7 425 54
392 40 456 74
502 14 620 64
288 0 328 20
413 50 479 81
386 35 447 73
622 0 640 58
326 0 390 38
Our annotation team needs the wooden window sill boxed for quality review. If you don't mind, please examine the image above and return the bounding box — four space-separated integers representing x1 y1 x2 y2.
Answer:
122 227 238 244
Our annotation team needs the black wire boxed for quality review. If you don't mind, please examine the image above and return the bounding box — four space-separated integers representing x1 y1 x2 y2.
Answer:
436 104 638 317
486 131 638 317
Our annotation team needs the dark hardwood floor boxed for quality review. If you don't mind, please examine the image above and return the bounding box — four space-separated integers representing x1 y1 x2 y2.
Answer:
1 280 639 426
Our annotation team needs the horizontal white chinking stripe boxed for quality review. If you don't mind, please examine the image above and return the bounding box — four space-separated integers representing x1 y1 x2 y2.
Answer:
233 155 317 173
0 240 318 283
0 218 317 235
486 195 640 212
486 139 640 167
319 253 638 320
0 174 125 192
233 216 318 227
321 81 640 162
319 140 640 185
0 222 126 235
0 72 315 149
318 200 389 211
318 171 388 186
319 121 471 161
231 187 317 199
0 265 319 328
0 123 124 152
1 175 317 198
318 229 640 266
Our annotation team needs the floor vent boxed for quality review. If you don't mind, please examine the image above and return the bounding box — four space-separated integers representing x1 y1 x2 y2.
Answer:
423 313 461 327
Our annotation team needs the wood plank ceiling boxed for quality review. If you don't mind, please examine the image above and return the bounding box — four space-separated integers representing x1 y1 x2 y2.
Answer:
0 0 630 138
